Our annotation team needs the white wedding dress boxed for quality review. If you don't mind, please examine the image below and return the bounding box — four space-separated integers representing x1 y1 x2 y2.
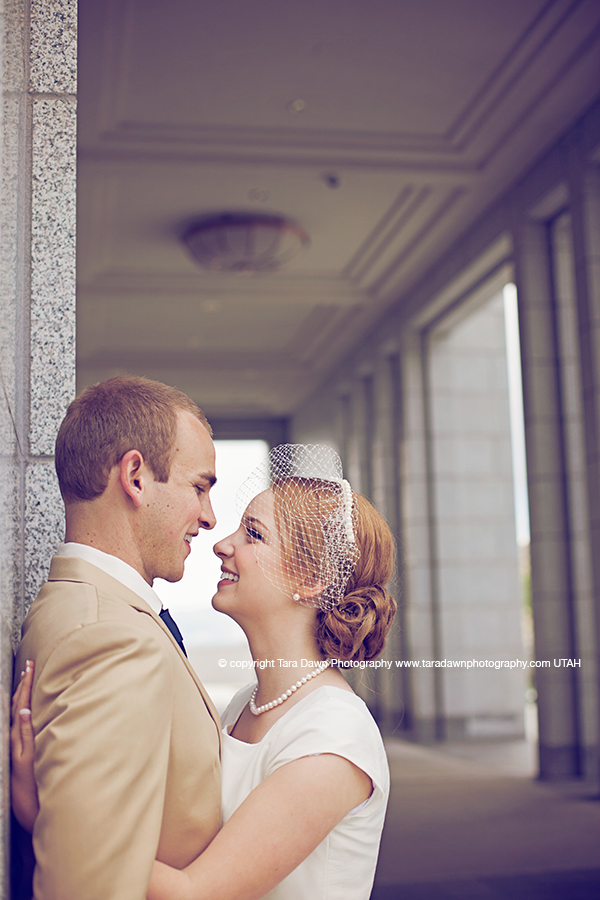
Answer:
220 684 390 900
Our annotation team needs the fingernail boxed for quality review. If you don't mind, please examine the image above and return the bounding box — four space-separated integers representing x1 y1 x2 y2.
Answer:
19 709 31 717
25 665 30 673
26 660 33 666
20 671 24 678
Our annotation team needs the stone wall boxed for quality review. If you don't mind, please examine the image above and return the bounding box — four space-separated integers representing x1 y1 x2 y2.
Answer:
0 0 76 888
426 291 526 739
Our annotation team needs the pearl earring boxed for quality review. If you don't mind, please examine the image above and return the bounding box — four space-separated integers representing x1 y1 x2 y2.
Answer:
292 592 300 602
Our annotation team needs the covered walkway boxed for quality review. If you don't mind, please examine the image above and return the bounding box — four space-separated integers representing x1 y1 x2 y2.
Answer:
372 739 600 899
3 3 600 893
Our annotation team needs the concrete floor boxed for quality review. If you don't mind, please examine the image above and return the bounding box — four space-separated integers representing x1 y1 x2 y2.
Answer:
371 738 600 899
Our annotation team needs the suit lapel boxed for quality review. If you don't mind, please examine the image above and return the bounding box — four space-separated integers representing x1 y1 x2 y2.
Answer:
48 556 223 744
138 606 222 740
137 606 223 746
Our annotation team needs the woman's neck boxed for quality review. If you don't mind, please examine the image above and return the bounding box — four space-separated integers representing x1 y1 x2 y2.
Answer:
245 627 325 702
227 612 351 743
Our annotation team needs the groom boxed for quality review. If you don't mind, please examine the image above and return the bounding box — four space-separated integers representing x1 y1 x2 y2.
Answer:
14 376 222 900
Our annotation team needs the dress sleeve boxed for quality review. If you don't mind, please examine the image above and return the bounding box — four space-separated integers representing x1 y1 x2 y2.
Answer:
264 689 390 815
32 619 174 900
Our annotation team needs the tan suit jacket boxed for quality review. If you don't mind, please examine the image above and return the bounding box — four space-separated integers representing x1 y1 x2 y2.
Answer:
15 556 222 900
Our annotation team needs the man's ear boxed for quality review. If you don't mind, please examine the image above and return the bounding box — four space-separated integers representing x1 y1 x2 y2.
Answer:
119 450 147 508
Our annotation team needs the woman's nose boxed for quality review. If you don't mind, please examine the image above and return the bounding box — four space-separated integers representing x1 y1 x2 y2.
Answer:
213 532 234 559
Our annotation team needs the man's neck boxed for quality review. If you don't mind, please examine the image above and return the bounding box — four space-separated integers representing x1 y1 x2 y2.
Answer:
57 543 162 612
64 510 149 584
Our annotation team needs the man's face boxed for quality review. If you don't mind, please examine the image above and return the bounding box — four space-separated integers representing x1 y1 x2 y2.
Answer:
140 411 216 583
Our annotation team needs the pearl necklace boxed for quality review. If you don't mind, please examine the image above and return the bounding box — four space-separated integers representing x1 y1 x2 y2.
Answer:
249 659 331 716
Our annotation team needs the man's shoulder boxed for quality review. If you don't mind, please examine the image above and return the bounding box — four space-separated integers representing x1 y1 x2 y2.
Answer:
17 557 163 677
32 555 154 612
22 570 100 638
24 556 141 625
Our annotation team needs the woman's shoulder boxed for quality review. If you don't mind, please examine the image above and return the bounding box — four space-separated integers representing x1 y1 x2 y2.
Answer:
287 685 384 742
289 682 374 714
266 685 389 809
271 687 388 771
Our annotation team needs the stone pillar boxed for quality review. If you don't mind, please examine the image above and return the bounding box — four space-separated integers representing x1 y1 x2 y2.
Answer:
427 291 526 741
362 355 404 728
400 330 439 740
551 212 598 783
512 217 582 778
0 0 76 889
568 153 600 782
374 352 411 732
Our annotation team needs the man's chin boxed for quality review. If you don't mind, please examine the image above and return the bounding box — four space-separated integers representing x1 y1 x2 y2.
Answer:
164 571 185 584
156 563 186 584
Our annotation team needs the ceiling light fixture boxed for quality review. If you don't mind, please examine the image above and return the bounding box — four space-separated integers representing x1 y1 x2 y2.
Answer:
287 99 306 114
182 213 310 273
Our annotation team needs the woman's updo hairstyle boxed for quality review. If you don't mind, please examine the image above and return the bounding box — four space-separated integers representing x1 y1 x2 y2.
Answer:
315 493 396 662
237 444 396 663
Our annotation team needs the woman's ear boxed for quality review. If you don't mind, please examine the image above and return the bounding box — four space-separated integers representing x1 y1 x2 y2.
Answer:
119 450 147 508
294 574 326 600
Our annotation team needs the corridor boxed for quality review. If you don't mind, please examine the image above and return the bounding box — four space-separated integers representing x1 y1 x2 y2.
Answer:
3 2 600 893
372 739 600 899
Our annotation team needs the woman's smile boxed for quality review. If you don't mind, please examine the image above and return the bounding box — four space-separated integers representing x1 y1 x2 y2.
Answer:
217 567 239 587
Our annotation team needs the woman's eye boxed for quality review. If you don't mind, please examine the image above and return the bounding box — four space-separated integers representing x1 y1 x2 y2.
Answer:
245 527 263 542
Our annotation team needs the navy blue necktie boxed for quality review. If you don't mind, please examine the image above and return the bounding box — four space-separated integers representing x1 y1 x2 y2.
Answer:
159 607 187 657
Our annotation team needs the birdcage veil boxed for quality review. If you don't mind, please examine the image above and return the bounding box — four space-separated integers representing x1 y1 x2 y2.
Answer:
236 444 360 610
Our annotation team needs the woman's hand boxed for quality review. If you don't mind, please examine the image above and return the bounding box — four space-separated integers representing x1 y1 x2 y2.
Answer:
11 661 40 832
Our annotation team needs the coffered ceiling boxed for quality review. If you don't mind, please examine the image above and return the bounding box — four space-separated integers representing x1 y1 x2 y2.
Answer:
77 0 600 418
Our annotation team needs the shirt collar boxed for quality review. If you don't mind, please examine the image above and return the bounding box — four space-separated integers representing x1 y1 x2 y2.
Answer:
56 543 163 615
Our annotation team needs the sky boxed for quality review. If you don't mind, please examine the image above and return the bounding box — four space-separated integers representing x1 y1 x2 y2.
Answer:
153 439 268 647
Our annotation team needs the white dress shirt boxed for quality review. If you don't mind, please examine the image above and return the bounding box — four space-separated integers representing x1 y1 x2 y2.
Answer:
56 542 163 614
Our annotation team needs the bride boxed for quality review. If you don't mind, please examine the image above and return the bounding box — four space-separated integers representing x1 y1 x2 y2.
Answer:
13 444 396 900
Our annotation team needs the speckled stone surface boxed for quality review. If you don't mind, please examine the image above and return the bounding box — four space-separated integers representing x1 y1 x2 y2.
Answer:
0 612 12 899
24 462 64 608
0 457 19 841
1 0 77 887
0 460 18 629
1 10 26 461
0 0 23 875
29 0 77 93
0 91 22 455
29 95 77 456
2 0 26 92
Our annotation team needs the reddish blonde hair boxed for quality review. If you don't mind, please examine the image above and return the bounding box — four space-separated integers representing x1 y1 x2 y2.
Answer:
55 376 211 503
316 493 396 661
271 480 397 662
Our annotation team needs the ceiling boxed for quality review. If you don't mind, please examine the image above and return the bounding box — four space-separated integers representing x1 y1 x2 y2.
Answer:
77 0 600 419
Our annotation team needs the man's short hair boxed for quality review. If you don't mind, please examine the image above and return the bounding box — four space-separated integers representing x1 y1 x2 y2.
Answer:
55 376 212 503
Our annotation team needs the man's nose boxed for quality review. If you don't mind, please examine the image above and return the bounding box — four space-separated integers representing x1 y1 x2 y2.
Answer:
199 496 216 530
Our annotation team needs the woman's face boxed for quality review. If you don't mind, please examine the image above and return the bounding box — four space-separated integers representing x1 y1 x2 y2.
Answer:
212 490 292 620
